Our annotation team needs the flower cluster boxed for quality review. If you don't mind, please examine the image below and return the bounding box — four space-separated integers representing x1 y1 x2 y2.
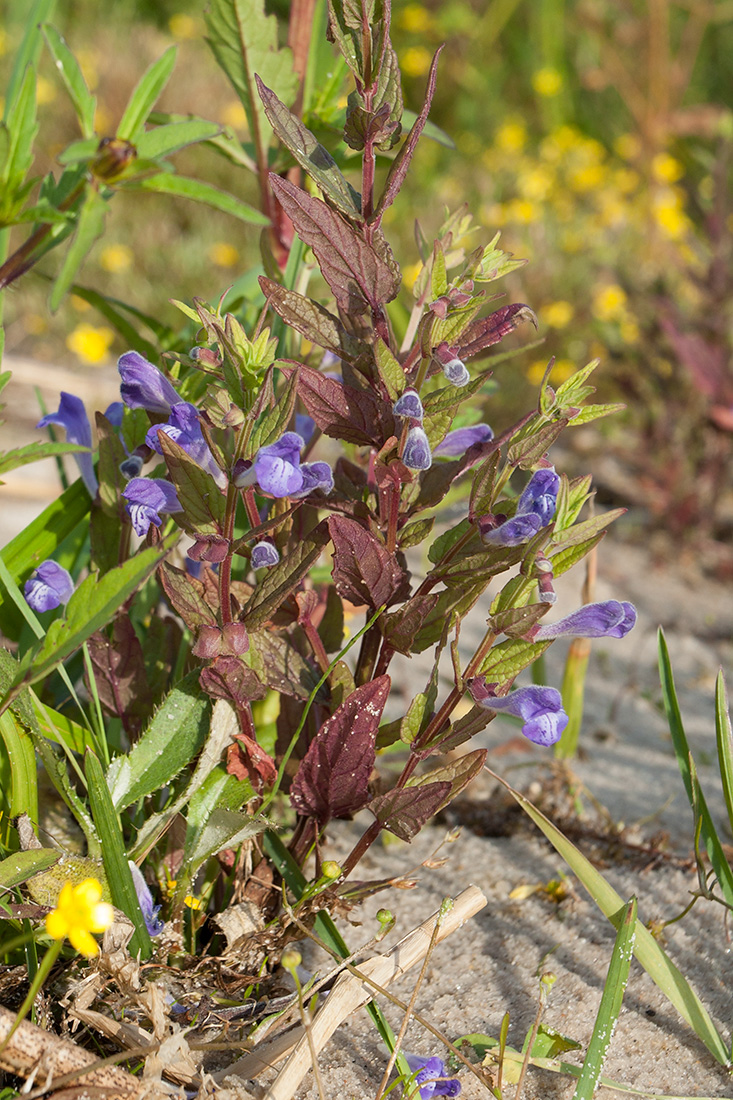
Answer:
482 467 560 546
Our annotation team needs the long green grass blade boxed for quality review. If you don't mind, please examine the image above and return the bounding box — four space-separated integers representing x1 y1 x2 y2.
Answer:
484 764 730 1067
714 672 733 836
573 896 636 1099
3 0 54 124
0 709 37 824
84 750 151 958
658 629 733 909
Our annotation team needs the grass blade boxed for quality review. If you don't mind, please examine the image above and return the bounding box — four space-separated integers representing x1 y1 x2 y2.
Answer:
483 763 730 1067
714 672 733 836
572 896 636 1099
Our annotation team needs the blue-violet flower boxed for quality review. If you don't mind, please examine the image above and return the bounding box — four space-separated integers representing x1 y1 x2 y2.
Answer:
37 392 97 497
251 542 280 569
403 426 432 471
128 861 164 936
145 403 226 489
471 683 569 746
122 478 183 537
254 432 305 497
482 467 560 547
291 461 334 498
534 600 637 641
118 351 180 413
24 560 74 613
404 1052 461 1098
393 389 424 421
433 424 493 458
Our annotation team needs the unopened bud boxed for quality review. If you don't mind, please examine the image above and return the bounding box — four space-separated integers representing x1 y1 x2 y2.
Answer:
90 137 136 182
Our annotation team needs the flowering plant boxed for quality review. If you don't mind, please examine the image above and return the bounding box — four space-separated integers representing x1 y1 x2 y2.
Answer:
0 0 636 1087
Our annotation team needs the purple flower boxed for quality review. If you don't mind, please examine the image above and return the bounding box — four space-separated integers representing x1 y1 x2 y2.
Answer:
393 389 424 421
295 412 316 445
517 467 560 525
251 541 280 569
291 461 334 498
254 432 305 497
534 600 637 641
403 426 432 471
37 392 97 497
146 403 226 489
404 1052 461 1098
104 401 124 428
441 357 470 387
128 861 164 937
433 424 494 458
471 682 568 747
24 560 74 613
118 351 180 413
482 512 542 547
122 477 182 536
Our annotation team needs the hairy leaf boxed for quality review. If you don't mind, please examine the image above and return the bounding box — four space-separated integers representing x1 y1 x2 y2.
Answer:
249 368 300 452
158 431 226 536
507 417 569 468
406 748 486 805
133 173 269 224
367 781 451 841
259 278 352 356
50 187 106 311
200 655 267 706
0 440 88 477
270 174 400 313
457 304 537 360
285 363 384 446
380 593 440 654
159 561 216 630
329 515 407 609
86 617 148 730
289 675 390 823
478 638 552 686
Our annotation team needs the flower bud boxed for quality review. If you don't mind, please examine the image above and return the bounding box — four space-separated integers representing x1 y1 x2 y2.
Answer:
251 541 280 569
403 426 432 471
392 389 424 421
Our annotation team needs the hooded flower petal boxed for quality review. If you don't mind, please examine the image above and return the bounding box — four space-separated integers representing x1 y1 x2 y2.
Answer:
251 541 280 569
472 683 568 746
404 1052 461 1098
535 600 637 640
118 351 180 413
516 467 560 524
403 426 432 471
433 424 494 458
128 861 164 936
104 401 124 427
295 412 316 445
441 357 470 387
24 560 74 612
122 477 182 536
37 392 97 497
482 512 542 546
254 431 304 497
146 403 226 488
291 461 334 498
393 389 424 421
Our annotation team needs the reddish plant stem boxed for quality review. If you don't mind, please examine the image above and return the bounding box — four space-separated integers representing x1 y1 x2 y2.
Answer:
301 616 331 675
287 0 317 118
0 181 86 291
219 483 239 625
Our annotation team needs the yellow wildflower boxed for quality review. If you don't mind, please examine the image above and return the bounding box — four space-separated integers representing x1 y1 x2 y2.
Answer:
652 153 683 184
184 895 204 911
36 76 56 106
592 284 627 322
568 163 604 193
614 133 642 161
398 3 433 33
401 46 432 78
495 121 527 154
66 323 115 365
168 13 200 40
540 301 574 329
222 100 247 131
517 165 554 201
612 167 640 195
505 198 537 224
46 879 113 958
208 241 240 268
401 260 422 290
653 191 690 239
533 68 562 97
100 244 133 273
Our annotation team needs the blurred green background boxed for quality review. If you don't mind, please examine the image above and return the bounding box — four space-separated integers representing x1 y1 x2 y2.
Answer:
1 0 732 545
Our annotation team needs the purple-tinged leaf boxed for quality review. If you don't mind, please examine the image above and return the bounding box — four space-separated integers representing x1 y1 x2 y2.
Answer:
380 593 440 655
269 174 400 314
159 562 217 631
406 748 487 806
289 675 391 823
200 655 267 706
437 705 493 753
255 76 361 218
241 521 330 630
247 630 321 701
283 363 385 446
489 603 549 638
157 431 226 536
259 278 354 357
367 782 451 841
86 618 149 735
457 304 537 360
374 47 443 222
507 417 569 469
328 515 408 609
469 451 501 522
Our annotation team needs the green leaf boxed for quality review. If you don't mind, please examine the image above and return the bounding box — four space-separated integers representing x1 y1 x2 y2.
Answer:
2 67 38 194
0 440 88 477
42 25 96 138
256 75 361 217
0 709 37 822
70 286 173 359
157 431 226 536
117 46 177 142
658 630 733 909
205 0 298 156
106 671 211 811
568 402 625 426
134 118 223 160
374 338 404 401
485 764 730 1068
3 0 54 124
249 370 300 452
50 186 106 311
548 532 606 578
9 540 174 693
0 849 59 890
553 474 593 533
479 638 552 685
715 672 733 837
85 750 151 958
572 896 636 1100
131 172 269 224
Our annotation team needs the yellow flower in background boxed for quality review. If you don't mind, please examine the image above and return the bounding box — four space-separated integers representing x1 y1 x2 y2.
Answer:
46 879 113 958
495 121 527 154
67 323 115 365
75 47 99 92
71 294 91 312
184 894 204 911
222 100 247 130
652 153 683 184
540 301 574 329
592 284 627 322
614 133 642 161
208 241 240 268
517 165 554 201
533 68 562 97
401 45 432 78
568 163 604 193
526 358 575 386
401 260 422 290
36 76 56 105
653 190 690 239
612 167 640 195
100 244 133 273
399 3 433 33
505 198 537 224
169 13 201 40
